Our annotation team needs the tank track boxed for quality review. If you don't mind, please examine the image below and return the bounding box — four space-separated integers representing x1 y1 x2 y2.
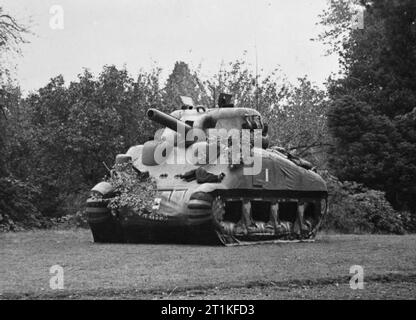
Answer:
211 195 327 246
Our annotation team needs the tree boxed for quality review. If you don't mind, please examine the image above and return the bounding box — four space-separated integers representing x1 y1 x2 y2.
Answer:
205 60 330 166
0 6 29 175
316 0 361 55
163 61 208 110
0 7 28 54
0 7 45 230
321 0 416 211
0 6 28 175
271 78 331 166
18 66 164 216
204 59 287 111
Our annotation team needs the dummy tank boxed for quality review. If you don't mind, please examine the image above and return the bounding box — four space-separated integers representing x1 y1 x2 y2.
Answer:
86 94 328 245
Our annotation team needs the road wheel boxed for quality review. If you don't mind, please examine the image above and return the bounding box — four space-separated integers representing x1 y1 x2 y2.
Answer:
307 198 327 240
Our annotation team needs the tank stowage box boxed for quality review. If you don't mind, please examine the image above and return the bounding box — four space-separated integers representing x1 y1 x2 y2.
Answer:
86 94 328 245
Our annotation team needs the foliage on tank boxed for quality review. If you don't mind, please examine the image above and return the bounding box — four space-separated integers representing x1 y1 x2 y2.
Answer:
107 163 157 216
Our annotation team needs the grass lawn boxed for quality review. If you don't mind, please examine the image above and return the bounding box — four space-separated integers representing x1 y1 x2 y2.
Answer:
1 230 415 299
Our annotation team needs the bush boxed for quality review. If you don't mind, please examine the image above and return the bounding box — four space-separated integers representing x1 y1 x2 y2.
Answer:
321 172 409 234
399 211 416 233
0 177 48 231
58 191 89 217
0 176 90 231
50 211 89 229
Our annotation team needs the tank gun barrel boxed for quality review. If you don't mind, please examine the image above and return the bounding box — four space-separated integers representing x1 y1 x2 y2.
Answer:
147 108 192 134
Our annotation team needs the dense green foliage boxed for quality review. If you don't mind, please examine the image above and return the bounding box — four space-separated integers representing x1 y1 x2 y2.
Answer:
321 0 416 212
7 67 165 216
322 172 413 234
0 177 46 231
0 7 39 231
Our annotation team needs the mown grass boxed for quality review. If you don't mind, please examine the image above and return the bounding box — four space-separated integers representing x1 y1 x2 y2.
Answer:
1 230 415 299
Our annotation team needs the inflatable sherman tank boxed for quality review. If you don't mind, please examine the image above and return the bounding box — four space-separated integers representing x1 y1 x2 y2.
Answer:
86 94 328 245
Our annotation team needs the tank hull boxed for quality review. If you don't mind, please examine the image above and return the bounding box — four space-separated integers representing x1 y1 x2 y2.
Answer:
87 188 327 245
87 198 219 244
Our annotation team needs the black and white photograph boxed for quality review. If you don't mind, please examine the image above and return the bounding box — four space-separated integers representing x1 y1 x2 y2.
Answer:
0 0 415 304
